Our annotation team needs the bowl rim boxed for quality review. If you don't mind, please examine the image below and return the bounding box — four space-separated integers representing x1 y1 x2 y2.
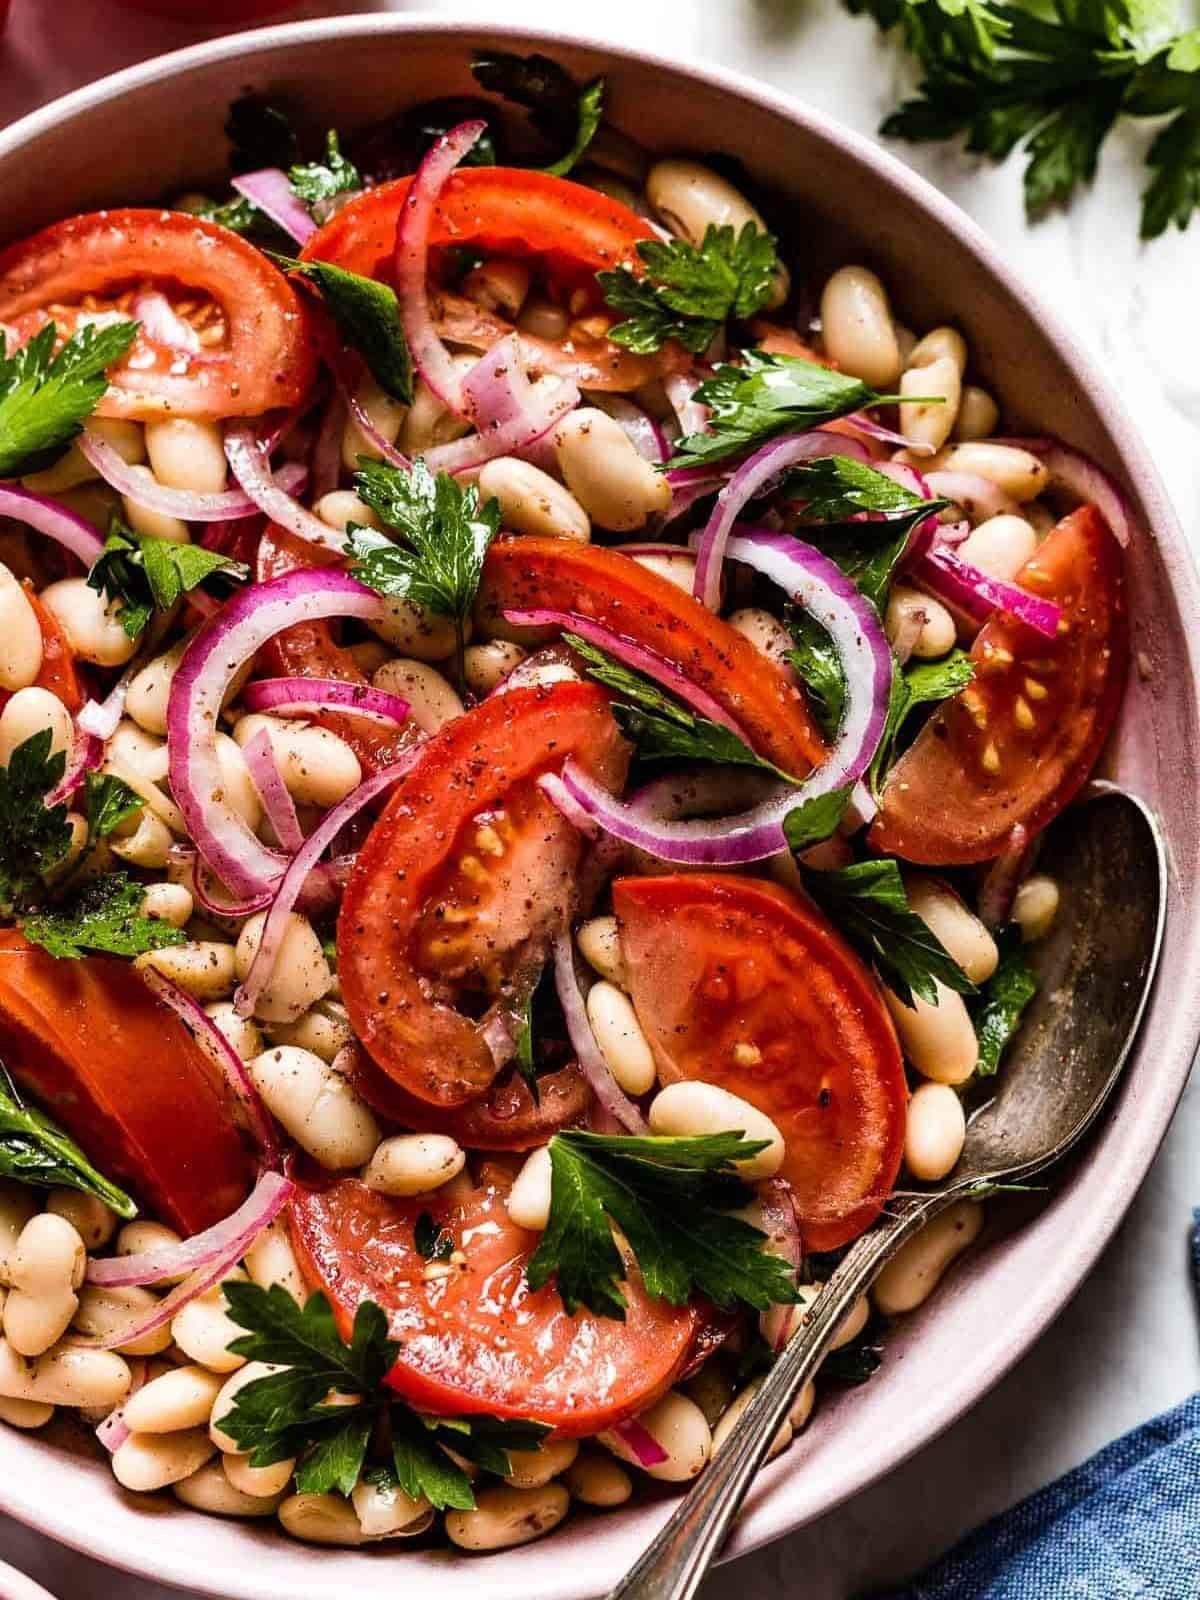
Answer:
1 12 1198 1597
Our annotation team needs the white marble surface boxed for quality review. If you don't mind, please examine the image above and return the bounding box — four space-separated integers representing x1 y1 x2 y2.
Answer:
2 0 1199 1595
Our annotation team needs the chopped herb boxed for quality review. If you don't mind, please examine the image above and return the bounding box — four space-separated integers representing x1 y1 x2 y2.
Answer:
599 223 780 355
526 1130 802 1321
414 1212 454 1262
870 649 976 794
794 855 975 1007
87 517 249 641
22 873 187 962
289 130 361 208
779 786 853 853
82 772 145 847
0 320 139 480
471 50 604 176
226 96 300 173
783 452 935 521
971 927 1039 1074
668 349 907 471
785 609 847 739
0 1064 136 1217
273 256 413 404
0 731 73 912
221 1283 549 1507
193 195 263 236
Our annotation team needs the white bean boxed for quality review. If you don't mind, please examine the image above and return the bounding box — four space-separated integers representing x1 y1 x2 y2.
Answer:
398 357 477 456
576 915 628 989
351 1477 433 1538
507 1147 553 1232
113 1427 217 1492
108 720 169 782
135 941 237 1001
0 1395 53 1429
123 1365 224 1433
885 586 957 662
0 1338 131 1409
110 809 173 869
4 1214 85 1357
248 1046 379 1170
39 578 138 667
649 1083 784 1180
171 1282 246 1374
244 1219 307 1306
873 1199 984 1315
142 882 194 929
606 1391 712 1483
122 464 189 544
209 1362 282 1452
115 1222 184 1283
342 376 408 470
921 443 1048 502
768 1281 870 1353
125 641 188 736
361 1134 465 1197
0 687 72 765
366 597 459 660
21 443 97 493
646 159 788 307
315 490 380 534
462 257 532 321
908 326 968 374
265 1003 352 1064
279 1491 366 1546
202 1001 263 1062
900 354 961 452
905 1082 967 1182
47 1190 117 1251
478 457 591 542
587 981 656 1095
957 514 1037 583
464 639 526 697
623 547 697 593
727 607 796 675
789 1379 817 1432
819 266 902 387
234 911 332 1025
445 1483 570 1551
1013 874 1060 943
223 1450 295 1500
565 1451 632 1507
232 714 362 810
145 418 227 494
371 659 463 734
710 1379 792 1461
174 1459 283 1517
956 385 999 441
496 655 579 694
553 409 670 532
73 1284 173 1356
885 982 979 1085
0 1184 38 1284
504 1435 579 1488
906 875 998 982
0 567 43 691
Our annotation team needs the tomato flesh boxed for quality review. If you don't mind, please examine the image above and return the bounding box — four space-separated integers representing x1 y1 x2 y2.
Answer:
289 1172 697 1434
0 210 317 420
337 681 627 1108
613 874 906 1252
870 505 1127 864
478 537 827 779
0 932 253 1233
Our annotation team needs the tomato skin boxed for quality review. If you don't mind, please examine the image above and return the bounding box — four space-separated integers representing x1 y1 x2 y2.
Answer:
0 210 318 420
0 932 254 1234
289 1173 697 1434
254 524 419 776
338 681 627 1108
870 505 1127 865
478 537 827 779
613 874 907 1252
25 586 85 714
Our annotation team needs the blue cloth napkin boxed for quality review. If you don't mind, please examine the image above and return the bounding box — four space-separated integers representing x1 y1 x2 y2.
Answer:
873 1211 1200 1599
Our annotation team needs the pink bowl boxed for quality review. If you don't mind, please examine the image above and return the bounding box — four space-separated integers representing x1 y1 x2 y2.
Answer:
0 18 1197 1599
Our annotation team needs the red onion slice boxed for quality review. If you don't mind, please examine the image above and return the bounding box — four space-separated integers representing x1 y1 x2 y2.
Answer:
1038 441 1132 548
610 1416 670 1468
541 527 891 866
241 675 410 726
310 389 347 500
663 372 709 440
240 727 304 856
552 929 647 1134
757 1176 802 1351
0 484 104 565
79 428 306 524
44 725 102 807
234 756 418 1019
394 121 487 416
139 967 280 1165
977 823 1033 929
693 432 871 611
912 543 1061 638
223 423 346 553
422 334 579 475
231 168 317 245
86 1171 293 1290
589 393 668 464
845 412 930 453
95 1357 149 1454
132 290 202 355
166 567 387 899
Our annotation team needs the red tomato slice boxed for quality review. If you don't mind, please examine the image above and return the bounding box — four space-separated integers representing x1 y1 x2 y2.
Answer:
613 874 907 1252
870 505 1127 865
25 586 85 713
0 932 253 1233
0 210 318 420
255 523 419 776
477 537 827 779
289 1171 697 1433
338 681 627 1108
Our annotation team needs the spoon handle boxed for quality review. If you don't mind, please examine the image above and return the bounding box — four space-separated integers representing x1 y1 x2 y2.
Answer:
607 1195 938 1600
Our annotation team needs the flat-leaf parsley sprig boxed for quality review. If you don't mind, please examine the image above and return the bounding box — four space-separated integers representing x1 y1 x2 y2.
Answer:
0 320 138 479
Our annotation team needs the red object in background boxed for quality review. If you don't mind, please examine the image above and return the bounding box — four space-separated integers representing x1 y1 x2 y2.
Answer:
110 0 295 18
0 0 9 26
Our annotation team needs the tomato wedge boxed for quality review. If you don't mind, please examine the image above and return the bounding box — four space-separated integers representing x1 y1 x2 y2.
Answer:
338 681 627 1108
289 1171 697 1434
255 524 419 776
613 874 906 1252
477 537 827 779
8 586 85 715
0 932 253 1233
0 210 318 420
870 505 1127 865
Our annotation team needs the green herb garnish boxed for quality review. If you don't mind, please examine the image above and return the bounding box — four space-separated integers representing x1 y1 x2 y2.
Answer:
0 1065 136 1217
22 872 187 962
88 517 248 640
0 321 139 480
289 130 361 208
274 256 413 404
971 927 1039 1074
472 50 604 176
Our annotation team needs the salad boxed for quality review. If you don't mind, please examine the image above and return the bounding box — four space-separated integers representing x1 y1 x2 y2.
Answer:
0 53 1127 1555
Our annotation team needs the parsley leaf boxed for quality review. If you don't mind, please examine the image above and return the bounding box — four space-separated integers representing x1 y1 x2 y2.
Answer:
869 649 976 794
414 1212 454 1262
87 518 248 641
784 453 936 520
526 1130 802 1320
669 349 903 471
0 731 73 911
193 195 263 237
599 223 781 355
349 460 501 682
779 786 853 852
0 321 139 479
289 130 361 208
0 1064 137 1217
970 928 1039 1074
565 631 793 779
471 51 605 176
82 773 145 847
794 855 975 1007
274 257 413 404
21 872 187 962
785 610 847 740
226 96 300 173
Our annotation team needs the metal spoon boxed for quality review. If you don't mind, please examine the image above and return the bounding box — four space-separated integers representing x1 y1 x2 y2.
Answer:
607 783 1166 1600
